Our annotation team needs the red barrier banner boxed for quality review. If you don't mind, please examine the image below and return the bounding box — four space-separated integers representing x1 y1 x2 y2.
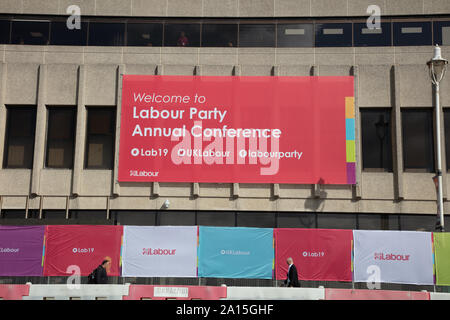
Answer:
119 75 355 184
43 225 122 276
275 228 352 282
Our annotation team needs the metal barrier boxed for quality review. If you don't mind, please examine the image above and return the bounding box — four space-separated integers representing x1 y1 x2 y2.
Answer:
325 288 430 300
0 284 30 300
123 285 227 300
224 287 325 300
430 292 450 300
22 284 130 300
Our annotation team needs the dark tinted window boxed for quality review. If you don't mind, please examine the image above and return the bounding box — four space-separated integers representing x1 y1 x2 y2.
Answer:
11 20 49 45
202 24 238 47
402 109 435 172
85 107 116 169
69 210 112 225
277 213 316 228
0 20 11 44
41 210 70 225
277 23 314 47
3 107 36 169
236 212 276 228
434 21 450 46
316 213 357 229
164 23 200 47
393 21 432 46
315 23 352 47
157 211 196 225
399 214 437 231
357 214 384 230
127 23 163 47
361 109 393 171
88 22 125 46
239 24 275 47
50 21 88 46
354 22 391 46
113 211 157 225
46 107 76 169
197 211 236 226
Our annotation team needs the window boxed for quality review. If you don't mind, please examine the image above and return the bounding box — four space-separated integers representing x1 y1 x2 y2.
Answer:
113 211 157 225
3 107 36 169
354 22 392 47
277 212 316 228
201 24 238 47
69 210 112 225
402 109 435 172
399 214 437 231
393 21 432 46
434 21 450 46
0 20 10 44
164 23 200 47
46 107 76 169
126 23 163 47
238 24 275 47
236 212 276 228
277 23 314 47
316 213 357 229
157 211 196 226
88 22 125 46
11 20 49 45
197 211 236 226
357 214 384 230
85 107 116 169
50 21 88 46
360 109 393 172
315 23 352 47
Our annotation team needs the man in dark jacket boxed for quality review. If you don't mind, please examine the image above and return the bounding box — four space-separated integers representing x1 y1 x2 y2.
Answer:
89 258 111 284
284 257 300 287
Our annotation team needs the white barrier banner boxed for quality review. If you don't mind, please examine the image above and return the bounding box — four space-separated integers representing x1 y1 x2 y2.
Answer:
353 230 434 285
122 226 197 277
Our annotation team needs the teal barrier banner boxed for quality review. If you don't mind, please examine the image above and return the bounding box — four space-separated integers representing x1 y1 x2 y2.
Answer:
198 226 274 279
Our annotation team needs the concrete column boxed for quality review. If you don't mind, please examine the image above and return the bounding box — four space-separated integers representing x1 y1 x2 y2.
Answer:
232 64 241 198
31 65 48 196
352 65 362 199
435 83 448 200
192 65 202 198
311 65 321 198
152 64 163 197
392 65 404 200
72 65 86 196
112 65 125 197
0 63 7 165
271 65 281 199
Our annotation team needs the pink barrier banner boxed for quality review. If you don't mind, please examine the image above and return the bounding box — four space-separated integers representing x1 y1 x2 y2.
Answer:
275 228 352 282
0 226 45 276
43 225 123 276
118 75 355 184
325 288 430 300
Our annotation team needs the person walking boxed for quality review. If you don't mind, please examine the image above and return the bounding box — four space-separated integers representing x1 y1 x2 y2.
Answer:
88 257 111 284
284 257 300 287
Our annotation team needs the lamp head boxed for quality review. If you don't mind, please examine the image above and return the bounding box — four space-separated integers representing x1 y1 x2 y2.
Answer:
427 45 448 84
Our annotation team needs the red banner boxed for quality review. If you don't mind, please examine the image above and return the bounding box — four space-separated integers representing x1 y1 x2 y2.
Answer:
275 228 353 282
43 226 123 276
119 75 355 184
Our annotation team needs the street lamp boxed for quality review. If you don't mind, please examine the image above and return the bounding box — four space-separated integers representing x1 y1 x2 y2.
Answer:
427 45 448 232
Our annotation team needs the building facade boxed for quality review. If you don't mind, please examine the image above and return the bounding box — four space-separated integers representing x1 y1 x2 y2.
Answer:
0 0 450 287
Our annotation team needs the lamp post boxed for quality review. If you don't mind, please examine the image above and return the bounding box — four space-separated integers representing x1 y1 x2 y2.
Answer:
427 45 448 232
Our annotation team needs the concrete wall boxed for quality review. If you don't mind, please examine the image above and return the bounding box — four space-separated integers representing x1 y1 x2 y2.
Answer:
1 0 450 17
0 44 449 215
